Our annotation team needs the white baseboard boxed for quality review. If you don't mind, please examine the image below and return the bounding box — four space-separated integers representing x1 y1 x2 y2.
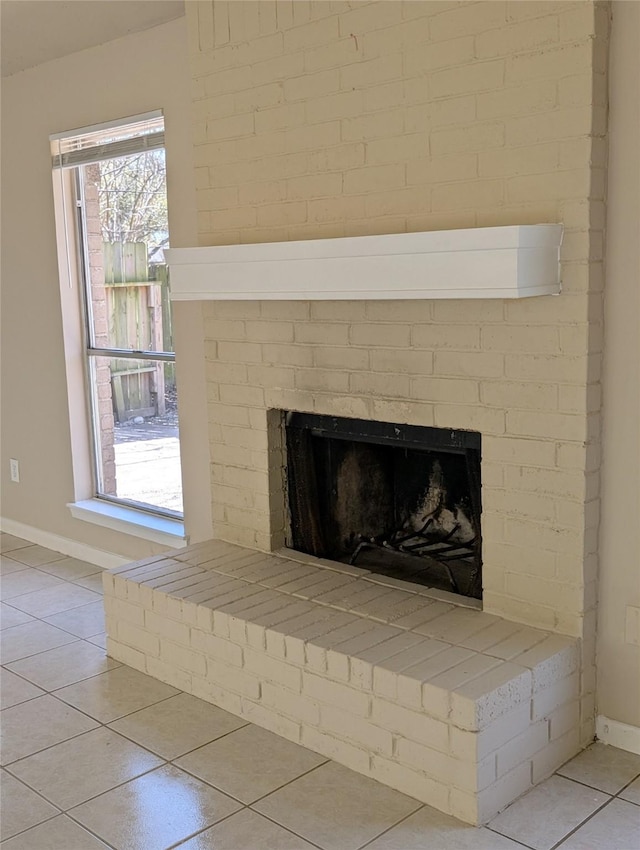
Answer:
596 716 640 755
0 517 129 569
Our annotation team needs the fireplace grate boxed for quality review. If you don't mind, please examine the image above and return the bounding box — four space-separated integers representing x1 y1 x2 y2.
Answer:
349 450 482 598
349 503 479 596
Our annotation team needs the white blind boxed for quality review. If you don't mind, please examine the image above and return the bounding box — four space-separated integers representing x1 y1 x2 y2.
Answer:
51 112 164 169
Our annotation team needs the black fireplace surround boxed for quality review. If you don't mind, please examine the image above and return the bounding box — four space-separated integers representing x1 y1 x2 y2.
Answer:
285 413 482 600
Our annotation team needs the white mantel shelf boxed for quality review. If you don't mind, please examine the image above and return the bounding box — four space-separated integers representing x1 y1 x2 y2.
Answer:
166 224 563 301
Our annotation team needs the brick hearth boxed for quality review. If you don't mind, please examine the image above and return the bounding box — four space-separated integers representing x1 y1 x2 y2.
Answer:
104 539 579 824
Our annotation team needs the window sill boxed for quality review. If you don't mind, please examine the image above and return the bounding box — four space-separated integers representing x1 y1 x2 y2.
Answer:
68 499 186 548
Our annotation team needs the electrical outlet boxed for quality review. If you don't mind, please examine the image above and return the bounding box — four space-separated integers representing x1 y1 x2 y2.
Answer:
10 458 20 483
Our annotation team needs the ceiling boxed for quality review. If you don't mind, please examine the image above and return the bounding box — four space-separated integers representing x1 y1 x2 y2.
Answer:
1 0 185 77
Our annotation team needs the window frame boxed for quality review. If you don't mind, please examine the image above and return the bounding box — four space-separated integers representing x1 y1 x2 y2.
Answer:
51 112 185 533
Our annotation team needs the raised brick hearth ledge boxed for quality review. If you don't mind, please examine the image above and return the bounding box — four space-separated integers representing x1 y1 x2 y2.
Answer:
104 539 580 825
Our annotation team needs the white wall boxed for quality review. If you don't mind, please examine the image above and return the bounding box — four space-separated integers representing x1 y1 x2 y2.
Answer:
597 0 640 733
0 17 212 559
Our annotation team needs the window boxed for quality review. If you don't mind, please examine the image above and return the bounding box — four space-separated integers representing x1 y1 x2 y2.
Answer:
51 112 183 521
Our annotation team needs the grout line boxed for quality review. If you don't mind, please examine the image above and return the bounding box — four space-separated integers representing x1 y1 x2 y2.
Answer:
483 824 537 849
239 806 327 850
2 557 67 571
239 757 331 805
179 718 256 751
164 803 329 850
106 717 252 762
0 639 83 665
2 681 182 765
30 564 102 580
0 564 32 576
616 796 640 808
0 564 33 572
0 690 47 711
614 771 640 798
60 809 122 850
163 809 251 850
48 686 182 725
555 772 619 796
2 585 103 626
0 722 102 769
62 762 170 812
1 767 66 813
485 773 622 850
7 599 104 626
3 635 94 664
0 811 63 845
38 621 108 641
1 663 51 688
548 794 618 850
171 741 329 809
356 803 426 850
0 542 33 554
0 611 37 628
3 645 122 692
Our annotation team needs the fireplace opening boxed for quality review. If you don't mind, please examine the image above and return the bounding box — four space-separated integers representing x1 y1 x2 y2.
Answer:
285 413 482 600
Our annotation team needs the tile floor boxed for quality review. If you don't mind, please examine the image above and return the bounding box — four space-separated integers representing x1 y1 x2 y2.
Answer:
1 533 639 850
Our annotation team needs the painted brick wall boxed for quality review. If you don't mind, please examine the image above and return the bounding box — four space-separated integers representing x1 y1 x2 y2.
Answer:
185 0 608 696
188 1 607 246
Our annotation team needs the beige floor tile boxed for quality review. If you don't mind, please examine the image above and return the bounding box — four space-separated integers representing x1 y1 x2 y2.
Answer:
0 694 98 765
9 726 164 809
176 723 326 804
0 668 45 709
4 546 66 567
0 620 77 664
557 742 640 795
253 761 422 850
488 775 610 850
7 640 120 690
0 602 35 630
0 770 59 841
0 535 31 554
0 556 29 576
365 805 528 849
108 692 247 760
8 583 101 618
34 557 101 580
70 764 242 850
558 798 640 849
72 572 105 593
44 600 105 637
619 775 640 806
54 664 179 722
177 808 318 849
1 814 110 849
86 633 108 649
0 569 65 600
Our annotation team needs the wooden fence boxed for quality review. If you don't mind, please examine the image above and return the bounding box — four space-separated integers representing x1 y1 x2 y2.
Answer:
103 242 173 423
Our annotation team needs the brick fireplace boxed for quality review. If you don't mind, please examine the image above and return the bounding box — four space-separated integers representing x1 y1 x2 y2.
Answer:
106 223 598 824
105 0 609 827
